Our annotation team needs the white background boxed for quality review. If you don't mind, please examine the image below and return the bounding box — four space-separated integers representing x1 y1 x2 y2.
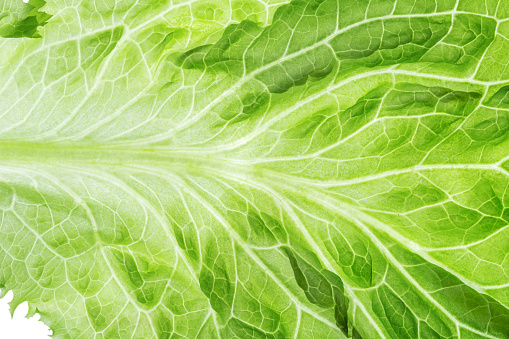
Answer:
0 290 52 338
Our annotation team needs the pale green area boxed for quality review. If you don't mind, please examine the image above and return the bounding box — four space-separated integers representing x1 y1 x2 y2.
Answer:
1 0 509 338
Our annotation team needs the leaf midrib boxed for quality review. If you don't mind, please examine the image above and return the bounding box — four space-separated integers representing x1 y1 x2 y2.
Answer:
0 141 209 166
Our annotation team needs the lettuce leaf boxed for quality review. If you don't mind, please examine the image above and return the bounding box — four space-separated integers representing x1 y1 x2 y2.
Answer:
1 0 509 337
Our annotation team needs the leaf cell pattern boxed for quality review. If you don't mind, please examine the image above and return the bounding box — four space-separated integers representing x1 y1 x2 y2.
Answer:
1 0 509 338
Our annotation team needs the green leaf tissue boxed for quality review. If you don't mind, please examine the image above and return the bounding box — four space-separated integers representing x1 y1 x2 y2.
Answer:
1 0 509 337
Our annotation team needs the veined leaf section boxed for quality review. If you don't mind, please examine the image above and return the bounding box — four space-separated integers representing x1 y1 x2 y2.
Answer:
1 0 509 338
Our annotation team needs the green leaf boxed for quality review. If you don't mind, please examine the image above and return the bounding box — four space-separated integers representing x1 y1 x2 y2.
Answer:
1 0 509 337
0 0 50 38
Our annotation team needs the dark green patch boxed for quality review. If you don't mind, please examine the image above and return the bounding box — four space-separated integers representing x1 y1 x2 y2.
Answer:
0 0 51 38
282 247 350 334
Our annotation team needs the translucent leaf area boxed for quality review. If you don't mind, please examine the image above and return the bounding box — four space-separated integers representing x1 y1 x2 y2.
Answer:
1 0 509 337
